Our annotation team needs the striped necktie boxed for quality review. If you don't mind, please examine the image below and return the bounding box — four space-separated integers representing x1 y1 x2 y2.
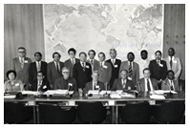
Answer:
147 79 151 91
128 62 132 78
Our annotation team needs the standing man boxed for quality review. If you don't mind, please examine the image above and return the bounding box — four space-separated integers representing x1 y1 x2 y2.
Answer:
97 52 112 89
164 48 182 80
111 69 135 91
12 47 32 88
137 50 150 79
29 52 47 84
64 48 80 77
136 68 159 92
73 52 92 91
106 48 121 89
47 52 64 89
87 49 99 72
119 52 139 84
149 50 167 89
54 67 77 91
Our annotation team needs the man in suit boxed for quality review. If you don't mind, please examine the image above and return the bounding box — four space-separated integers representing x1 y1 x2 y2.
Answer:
106 48 121 89
12 47 32 88
161 70 180 91
29 52 47 84
87 49 99 72
97 52 112 89
54 67 77 91
64 48 80 77
73 52 92 92
149 50 167 89
47 52 64 89
164 48 182 80
137 50 150 79
111 69 135 91
136 68 159 92
119 52 139 84
31 71 50 92
83 70 105 94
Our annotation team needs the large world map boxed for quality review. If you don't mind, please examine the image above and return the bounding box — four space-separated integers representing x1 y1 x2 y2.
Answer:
44 4 163 62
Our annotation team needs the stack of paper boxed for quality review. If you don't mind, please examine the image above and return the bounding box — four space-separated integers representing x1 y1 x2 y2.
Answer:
153 90 177 95
120 92 135 98
110 92 121 98
22 91 38 95
88 90 99 95
99 90 111 95
150 94 165 100
4 95 16 99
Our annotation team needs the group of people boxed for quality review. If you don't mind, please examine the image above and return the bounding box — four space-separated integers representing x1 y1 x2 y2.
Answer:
4 47 182 94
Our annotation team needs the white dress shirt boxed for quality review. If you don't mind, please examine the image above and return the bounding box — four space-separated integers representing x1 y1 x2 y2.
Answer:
54 61 60 71
144 78 153 91
121 79 127 88
137 59 150 78
80 61 86 68
36 61 41 71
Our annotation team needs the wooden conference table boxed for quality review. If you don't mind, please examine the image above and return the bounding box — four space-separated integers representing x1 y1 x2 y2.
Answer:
4 91 185 124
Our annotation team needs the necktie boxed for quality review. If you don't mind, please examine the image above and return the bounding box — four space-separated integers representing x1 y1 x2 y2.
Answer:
128 62 132 78
122 79 126 89
91 60 94 65
56 62 59 73
37 81 42 91
170 57 173 69
37 62 41 72
147 79 151 91
71 59 75 65
111 59 115 65
170 80 174 91
100 62 103 70
82 62 85 71
20 58 24 68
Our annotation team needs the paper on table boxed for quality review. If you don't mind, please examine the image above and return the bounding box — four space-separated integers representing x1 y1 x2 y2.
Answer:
88 90 99 95
99 90 111 95
153 90 177 94
110 92 121 98
150 94 165 100
116 90 123 94
22 91 38 95
120 92 135 98
55 90 68 95
4 95 16 99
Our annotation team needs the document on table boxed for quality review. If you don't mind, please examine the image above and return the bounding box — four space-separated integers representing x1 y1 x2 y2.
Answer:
149 94 165 100
153 90 177 95
22 91 38 95
88 90 99 95
120 92 135 98
4 95 16 99
99 90 111 95
110 92 121 98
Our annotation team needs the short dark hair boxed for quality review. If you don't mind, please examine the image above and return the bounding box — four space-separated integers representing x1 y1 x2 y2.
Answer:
37 71 44 76
34 52 42 57
88 49 96 56
6 70 17 79
155 50 162 55
141 50 148 55
18 47 26 51
143 68 151 73
79 52 87 57
98 52 106 58
68 48 76 55
52 52 61 58
168 47 175 52
127 52 135 58
167 70 175 75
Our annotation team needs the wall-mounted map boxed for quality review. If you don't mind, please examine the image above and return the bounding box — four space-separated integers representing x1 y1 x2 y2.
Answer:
44 4 163 62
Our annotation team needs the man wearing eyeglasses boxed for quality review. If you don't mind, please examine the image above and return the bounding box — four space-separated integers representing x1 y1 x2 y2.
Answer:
54 67 77 91
12 47 32 89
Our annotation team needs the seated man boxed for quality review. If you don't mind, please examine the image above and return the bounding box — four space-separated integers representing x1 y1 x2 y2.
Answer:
83 70 105 94
54 67 77 91
161 70 180 91
31 71 50 92
136 68 159 92
111 69 135 91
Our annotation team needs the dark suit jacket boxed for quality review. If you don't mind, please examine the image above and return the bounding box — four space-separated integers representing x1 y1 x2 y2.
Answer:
64 58 80 77
73 62 92 89
31 79 50 92
161 78 180 91
111 78 135 91
54 77 77 91
47 61 64 88
87 59 99 72
106 59 121 88
83 81 105 94
12 57 32 85
29 61 47 84
149 60 168 80
119 61 139 84
136 78 159 92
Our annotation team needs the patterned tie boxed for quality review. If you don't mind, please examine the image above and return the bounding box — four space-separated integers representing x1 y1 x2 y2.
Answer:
56 62 59 73
128 62 132 78
122 79 126 89
170 80 174 91
82 62 85 71
20 58 24 69
170 57 173 69
147 79 151 91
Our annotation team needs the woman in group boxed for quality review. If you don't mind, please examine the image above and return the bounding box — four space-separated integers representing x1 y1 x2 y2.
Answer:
4 70 24 92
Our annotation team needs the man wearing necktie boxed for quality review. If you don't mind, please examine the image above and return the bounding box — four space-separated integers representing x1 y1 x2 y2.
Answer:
136 68 159 92
47 52 64 89
111 69 135 91
161 70 180 91
164 48 182 80
87 49 99 72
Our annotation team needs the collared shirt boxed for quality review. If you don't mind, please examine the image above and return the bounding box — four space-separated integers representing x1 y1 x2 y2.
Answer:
54 61 60 71
70 58 76 65
80 61 86 67
144 78 153 91
168 79 175 91
138 59 150 78
121 78 127 88
37 80 42 90
111 58 116 65
19 57 24 63
100 61 105 67
92 81 98 90
36 61 41 71
128 61 133 69
168 56 175 62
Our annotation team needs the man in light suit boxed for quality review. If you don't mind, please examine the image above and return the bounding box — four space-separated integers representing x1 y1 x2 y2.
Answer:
106 48 121 89
87 49 99 72
64 48 80 77
164 48 182 80
111 69 135 91
47 52 64 89
12 47 32 88
136 68 159 92
29 52 47 84
54 67 77 91
73 52 92 91
149 50 167 89
161 70 180 91
119 52 139 84
97 52 112 89
83 70 105 94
